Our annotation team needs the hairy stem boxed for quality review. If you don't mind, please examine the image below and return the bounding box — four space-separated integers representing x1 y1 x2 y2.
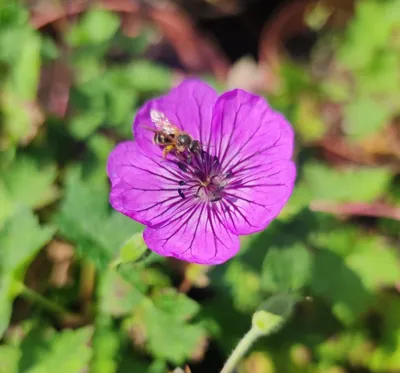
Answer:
220 327 261 373
20 284 81 323
79 260 96 316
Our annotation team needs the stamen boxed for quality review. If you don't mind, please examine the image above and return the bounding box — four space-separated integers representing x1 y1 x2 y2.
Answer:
178 189 186 199
178 162 188 173
211 196 222 203
179 180 186 186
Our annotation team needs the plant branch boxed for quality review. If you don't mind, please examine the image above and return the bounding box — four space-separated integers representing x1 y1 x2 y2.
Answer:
20 284 83 325
220 328 261 373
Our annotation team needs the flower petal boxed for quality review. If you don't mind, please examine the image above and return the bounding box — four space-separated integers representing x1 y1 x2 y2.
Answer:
143 204 240 265
133 79 218 158
222 160 296 235
210 89 294 174
107 141 190 226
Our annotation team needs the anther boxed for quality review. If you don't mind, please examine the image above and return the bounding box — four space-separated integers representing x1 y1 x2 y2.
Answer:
212 156 219 166
177 162 188 173
178 180 186 186
178 189 185 199
211 196 222 203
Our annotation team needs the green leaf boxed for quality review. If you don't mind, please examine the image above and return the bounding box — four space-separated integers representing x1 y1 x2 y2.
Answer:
311 249 373 324
99 270 143 316
26 327 93 373
69 111 105 139
346 236 400 290
317 330 370 365
126 60 172 93
369 295 400 371
0 345 20 373
112 232 149 268
91 316 120 373
1 156 58 222
143 306 205 365
343 96 392 139
66 9 120 46
11 30 41 100
225 260 262 312
303 162 393 202
0 209 55 337
338 1 396 69
130 290 205 364
152 289 200 321
261 243 313 293
55 171 143 270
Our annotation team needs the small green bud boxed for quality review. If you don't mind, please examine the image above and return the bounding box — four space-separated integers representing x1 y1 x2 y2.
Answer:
252 293 297 335
111 232 150 268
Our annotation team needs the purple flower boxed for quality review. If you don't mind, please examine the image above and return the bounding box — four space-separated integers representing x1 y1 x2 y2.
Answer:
107 79 296 265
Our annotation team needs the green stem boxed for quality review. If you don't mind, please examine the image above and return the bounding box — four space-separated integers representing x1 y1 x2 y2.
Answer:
20 284 81 322
220 327 261 373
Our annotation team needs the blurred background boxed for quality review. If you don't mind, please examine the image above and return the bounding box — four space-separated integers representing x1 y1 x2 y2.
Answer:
0 0 399 372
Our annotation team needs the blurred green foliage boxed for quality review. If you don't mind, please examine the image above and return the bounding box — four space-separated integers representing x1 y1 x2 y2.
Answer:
0 1 399 373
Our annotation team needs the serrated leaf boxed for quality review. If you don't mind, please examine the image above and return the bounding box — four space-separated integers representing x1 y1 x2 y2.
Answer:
55 171 143 270
133 291 205 364
303 163 393 202
26 327 93 373
0 209 55 337
143 306 205 365
66 9 120 47
1 156 58 221
99 270 143 316
69 111 105 139
261 243 313 293
152 289 200 322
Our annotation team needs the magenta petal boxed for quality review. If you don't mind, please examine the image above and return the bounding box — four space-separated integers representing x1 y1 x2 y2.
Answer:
107 141 188 226
107 81 297 265
210 89 294 173
143 204 240 265
223 160 296 235
133 79 218 158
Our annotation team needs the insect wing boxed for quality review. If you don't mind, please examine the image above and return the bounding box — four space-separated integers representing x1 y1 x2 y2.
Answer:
150 109 178 135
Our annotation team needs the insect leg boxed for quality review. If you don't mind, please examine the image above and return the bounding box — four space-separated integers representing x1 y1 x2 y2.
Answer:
162 145 175 158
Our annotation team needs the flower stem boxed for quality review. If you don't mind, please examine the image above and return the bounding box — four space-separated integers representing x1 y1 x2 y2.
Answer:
20 284 82 324
220 327 261 373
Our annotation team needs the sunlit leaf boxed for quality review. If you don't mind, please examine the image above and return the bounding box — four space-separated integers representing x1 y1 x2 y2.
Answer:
55 170 143 270
261 243 313 293
0 345 20 373
0 209 55 337
26 327 93 373
66 9 120 46
303 163 393 202
343 96 391 139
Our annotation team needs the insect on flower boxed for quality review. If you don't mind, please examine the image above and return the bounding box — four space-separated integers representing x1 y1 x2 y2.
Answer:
107 79 296 265
142 109 202 162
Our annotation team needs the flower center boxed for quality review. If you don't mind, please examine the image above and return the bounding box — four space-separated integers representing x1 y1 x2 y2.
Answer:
174 151 231 203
